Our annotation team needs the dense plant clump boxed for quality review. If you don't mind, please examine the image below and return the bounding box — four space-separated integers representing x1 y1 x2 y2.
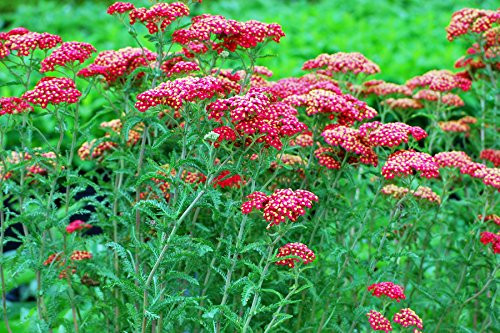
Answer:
0 1 498 332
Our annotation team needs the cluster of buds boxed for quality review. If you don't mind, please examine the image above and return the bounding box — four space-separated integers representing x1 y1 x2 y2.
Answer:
284 88 378 125
207 90 307 150
136 76 233 112
382 98 423 110
366 311 392 332
382 150 440 179
322 126 377 166
302 52 380 75
413 89 464 107
361 80 412 97
1 149 58 180
43 250 92 279
479 214 500 226
480 232 500 254
1 28 62 57
66 220 92 234
446 8 499 41
160 55 200 77
393 308 424 330
367 282 406 302
0 97 33 116
381 185 441 204
78 47 157 84
438 116 476 134
275 242 316 268
290 132 314 147
127 2 190 34
406 69 471 92
22 77 81 108
480 149 500 167
241 188 318 229
40 41 96 72
173 14 284 52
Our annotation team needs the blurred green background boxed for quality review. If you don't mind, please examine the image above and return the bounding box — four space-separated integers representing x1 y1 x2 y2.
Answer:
0 0 497 82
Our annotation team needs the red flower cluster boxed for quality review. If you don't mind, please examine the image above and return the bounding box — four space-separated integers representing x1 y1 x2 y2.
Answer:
160 56 200 77
241 188 318 229
136 76 232 112
314 147 341 170
406 70 471 92
40 41 96 72
78 47 157 83
284 88 377 125
481 149 500 167
290 132 314 147
66 220 92 234
322 126 377 166
275 242 316 268
393 308 424 330
0 97 33 116
366 310 392 332
382 98 423 110
22 77 81 108
446 8 499 41
173 14 284 52
212 170 244 189
44 250 92 279
362 80 412 96
268 74 341 99
129 2 190 34
2 29 62 57
480 232 500 254
207 90 307 150
106 2 135 15
382 150 440 179
367 282 406 302
302 52 380 75
358 122 427 147
480 214 500 226
434 151 473 168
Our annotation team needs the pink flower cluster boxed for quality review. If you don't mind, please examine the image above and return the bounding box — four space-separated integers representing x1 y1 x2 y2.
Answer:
22 77 81 108
481 149 500 167
382 150 440 179
413 90 464 107
160 56 200 77
290 132 313 147
78 47 157 84
0 97 33 116
382 98 423 110
406 69 471 92
434 151 474 168
366 310 392 332
40 41 96 72
66 220 92 234
302 52 380 75
268 74 341 99
173 14 284 52
275 242 316 268
393 308 424 330
314 147 342 170
241 188 318 229
136 76 232 112
446 8 499 41
367 282 406 302
284 88 377 125
1 28 62 57
207 90 307 150
322 126 377 166
362 80 412 96
480 232 500 254
382 185 441 204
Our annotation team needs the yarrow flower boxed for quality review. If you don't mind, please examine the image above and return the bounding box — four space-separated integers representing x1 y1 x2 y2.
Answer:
362 80 412 96
314 147 342 170
382 150 440 179
268 74 341 99
366 310 392 332
382 98 423 110
129 2 190 34
322 126 378 166
212 170 244 189
479 214 500 226
302 52 380 75
22 77 81 108
412 186 442 204
40 41 96 72
207 90 307 150
358 122 427 147
136 76 232 112
439 119 472 134
393 308 424 330
434 151 473 168
406 69 471 92
367 282 406 302
0 97 33 116
173 14 284 52
241 188 318 229
66 220 92 233
3 30 62 57
290 132 314 147
446 8 500 41
44 250 92 279
481 149 500 167
381 184 410 199
107 2 135 15
480 232 500 254
275 243 316 268
160 56 200 77
78 47 157 84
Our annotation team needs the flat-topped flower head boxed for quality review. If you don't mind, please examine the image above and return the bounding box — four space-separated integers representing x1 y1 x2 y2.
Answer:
481 149 500 167
413 186 441 204
241 188 318 229
366 310 392 332
382 98 423 110
406 69 471 92
480 232 500 254
473 167 500 191
78 47 157 84
23 77 81 108
160 56 200 77
275 243 316 268
129 2 190 34
303 52 380 75
322 126 378 166
441 93 464 107
212 170 244 189
479 214 500 226
439 120 470 133
446 8 500 41
268 75 341 99
382 150 440 179
66 220 92 234
3 30 62 57
434 151 473 168
314 147 342 170
70 250 93 261
173 14 284 52
362 80 412 96
290 132 314 147
367 281 406 302
0 97 33 116
358 122 427 147
107 2 135 15
393 308 424 330
41 41 96 72
136 76 232 112
381 184 410 199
